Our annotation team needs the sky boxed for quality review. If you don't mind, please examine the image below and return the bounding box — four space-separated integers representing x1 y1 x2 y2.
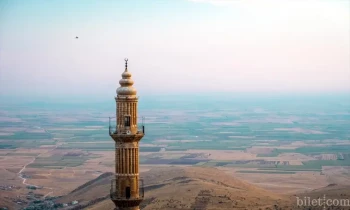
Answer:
0 0 349 101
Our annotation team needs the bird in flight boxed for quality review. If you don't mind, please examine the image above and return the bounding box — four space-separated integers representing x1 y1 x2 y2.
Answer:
75 36 79 39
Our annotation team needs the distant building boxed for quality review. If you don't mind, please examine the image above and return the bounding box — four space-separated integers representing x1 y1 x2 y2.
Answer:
109 59 145 210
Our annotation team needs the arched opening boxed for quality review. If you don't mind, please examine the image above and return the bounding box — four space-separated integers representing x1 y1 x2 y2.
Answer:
126 187 131 199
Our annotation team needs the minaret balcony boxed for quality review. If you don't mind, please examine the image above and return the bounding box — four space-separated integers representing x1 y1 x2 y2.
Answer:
108 116 145 137
109 126 145 136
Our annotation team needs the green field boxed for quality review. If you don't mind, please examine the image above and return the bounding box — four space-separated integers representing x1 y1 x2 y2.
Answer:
1 94 349 172
237 170 296 174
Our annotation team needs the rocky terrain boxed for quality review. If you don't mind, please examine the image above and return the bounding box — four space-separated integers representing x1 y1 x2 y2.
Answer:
57 166 293 210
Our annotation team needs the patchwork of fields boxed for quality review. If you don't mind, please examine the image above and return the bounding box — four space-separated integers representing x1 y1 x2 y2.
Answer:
0 95 349 208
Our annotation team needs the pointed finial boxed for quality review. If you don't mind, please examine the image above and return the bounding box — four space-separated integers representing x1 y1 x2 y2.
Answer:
124 58 128 71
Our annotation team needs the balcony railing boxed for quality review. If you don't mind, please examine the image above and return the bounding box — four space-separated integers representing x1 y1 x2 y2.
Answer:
110 179 144 201
109 116 145 136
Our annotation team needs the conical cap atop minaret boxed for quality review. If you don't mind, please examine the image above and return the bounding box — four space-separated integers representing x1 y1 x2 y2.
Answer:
117 58 137 96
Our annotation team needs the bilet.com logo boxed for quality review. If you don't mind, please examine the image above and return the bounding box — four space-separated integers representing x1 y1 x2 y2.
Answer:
296 195 350 209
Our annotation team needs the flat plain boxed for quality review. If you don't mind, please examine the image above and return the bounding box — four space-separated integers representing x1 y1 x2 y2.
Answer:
0 95 349 209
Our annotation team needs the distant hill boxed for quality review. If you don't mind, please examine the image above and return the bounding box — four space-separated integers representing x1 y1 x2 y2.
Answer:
56 172 113 208
57 166 293 210
28 166 350 210
3 166 350 210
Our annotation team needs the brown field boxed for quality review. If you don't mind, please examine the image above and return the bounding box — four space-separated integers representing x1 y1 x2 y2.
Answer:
274 127 328 134
221 167 329 194
312 153 338 160
246 146 275 154
0 132 14 136
266 153 316 162
1 144 350 209
187 149 257 160
0 127 27 132
0 117 23 123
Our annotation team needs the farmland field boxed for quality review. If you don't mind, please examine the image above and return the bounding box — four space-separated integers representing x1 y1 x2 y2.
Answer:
0 94 349 208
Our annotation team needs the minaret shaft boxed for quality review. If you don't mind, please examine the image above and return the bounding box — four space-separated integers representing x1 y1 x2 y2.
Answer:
110 59 144 210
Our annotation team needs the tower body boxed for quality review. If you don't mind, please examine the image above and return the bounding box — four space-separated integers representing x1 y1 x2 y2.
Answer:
110 59 144 210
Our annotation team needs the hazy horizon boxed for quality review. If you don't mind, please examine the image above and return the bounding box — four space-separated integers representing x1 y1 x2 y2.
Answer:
0 0 349 98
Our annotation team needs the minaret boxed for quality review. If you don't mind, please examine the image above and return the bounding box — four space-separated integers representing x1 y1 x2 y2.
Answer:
109 58 145 210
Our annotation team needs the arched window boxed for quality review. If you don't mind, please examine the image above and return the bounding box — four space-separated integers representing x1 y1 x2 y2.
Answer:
124 116 131 127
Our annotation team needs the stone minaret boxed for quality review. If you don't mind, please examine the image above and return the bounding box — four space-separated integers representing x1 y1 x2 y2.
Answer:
110 58 144 210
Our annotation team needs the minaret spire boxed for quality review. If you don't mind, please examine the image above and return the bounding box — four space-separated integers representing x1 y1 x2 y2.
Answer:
124 58 128 72
117 58 136 96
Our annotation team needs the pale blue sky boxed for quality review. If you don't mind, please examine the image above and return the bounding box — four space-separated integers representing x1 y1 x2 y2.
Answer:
0 0 349 100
